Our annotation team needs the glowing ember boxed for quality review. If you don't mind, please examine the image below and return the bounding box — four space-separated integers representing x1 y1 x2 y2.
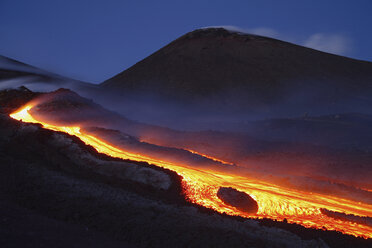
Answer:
10 105 372 239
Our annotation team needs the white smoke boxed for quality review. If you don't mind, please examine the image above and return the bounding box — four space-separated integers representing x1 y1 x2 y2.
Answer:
202 26 352 56
304 33 351 55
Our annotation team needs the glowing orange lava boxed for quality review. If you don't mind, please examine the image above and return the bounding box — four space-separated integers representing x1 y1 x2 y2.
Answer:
184 149 234 166
10 105 372 239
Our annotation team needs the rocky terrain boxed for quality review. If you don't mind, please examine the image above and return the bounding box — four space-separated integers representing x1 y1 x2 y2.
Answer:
1 88 372 247
0 88 335 248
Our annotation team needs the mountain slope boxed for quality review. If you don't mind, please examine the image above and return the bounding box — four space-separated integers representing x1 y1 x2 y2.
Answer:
101 28 372 116
0 55 56 82
0 55 96 93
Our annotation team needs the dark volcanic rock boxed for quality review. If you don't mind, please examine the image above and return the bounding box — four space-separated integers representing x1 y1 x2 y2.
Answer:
0 86 41 114
320 208 372 227
217 187 258 214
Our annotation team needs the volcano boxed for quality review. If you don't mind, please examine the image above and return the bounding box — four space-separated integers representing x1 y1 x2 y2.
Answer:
1 27 372 247
101 28 372 117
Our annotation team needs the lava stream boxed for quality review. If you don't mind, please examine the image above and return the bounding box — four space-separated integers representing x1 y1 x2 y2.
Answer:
10 105 372 239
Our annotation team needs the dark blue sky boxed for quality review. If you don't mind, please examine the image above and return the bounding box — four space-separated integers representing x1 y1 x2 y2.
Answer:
1 0 371 83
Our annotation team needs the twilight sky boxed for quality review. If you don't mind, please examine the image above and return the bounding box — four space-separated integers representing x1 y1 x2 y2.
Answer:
0 0 371 83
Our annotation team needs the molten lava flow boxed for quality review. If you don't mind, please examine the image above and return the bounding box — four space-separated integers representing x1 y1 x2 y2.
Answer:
10 105 372 239
184 149 234 166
